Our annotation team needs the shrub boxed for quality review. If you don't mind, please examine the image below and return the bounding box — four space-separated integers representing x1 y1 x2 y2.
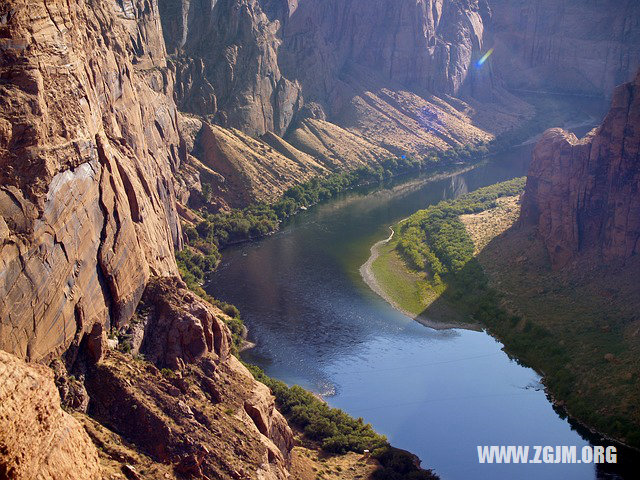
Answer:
245 364 387 454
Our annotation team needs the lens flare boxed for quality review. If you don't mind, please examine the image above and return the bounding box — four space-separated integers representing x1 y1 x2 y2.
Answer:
476 48 494 67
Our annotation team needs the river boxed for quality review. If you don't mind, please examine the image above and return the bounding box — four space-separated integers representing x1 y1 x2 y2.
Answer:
207 117 633 479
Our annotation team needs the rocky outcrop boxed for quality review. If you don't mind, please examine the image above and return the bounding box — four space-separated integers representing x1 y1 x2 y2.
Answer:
86 350 294 479
0 350 101 479
521 70 640 268
0 0 182 361
85 277 294 480
488 0 640 96
139 277 231 369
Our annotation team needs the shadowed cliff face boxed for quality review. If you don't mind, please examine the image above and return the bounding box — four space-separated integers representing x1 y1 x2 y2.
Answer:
488 0 640 96
159 0 640 140
521 70 640 268
159 0 303 137
0 0 182 361
280 0 493 106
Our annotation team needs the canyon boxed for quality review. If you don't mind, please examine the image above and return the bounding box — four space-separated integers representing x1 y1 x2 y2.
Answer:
1 0 639 478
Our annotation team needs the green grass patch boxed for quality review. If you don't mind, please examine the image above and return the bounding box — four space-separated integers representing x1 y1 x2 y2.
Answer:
371 240 440 316
373 178 525 314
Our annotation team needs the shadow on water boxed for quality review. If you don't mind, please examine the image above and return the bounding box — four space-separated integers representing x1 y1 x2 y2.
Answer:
416 220 640 479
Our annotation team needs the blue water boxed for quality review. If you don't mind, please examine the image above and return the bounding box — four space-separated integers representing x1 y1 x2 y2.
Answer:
208 127 631 479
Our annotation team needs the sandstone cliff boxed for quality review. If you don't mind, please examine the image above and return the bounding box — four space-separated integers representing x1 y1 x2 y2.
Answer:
0 0 183 362
488 0 640 96
279 0 492 103
0 277 296 479
156 0 640 168
521 70 640 268
0 2 300 476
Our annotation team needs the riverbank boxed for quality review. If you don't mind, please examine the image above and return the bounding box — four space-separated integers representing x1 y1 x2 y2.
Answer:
363 177 640 451
359 225 477 330
361 179 525 330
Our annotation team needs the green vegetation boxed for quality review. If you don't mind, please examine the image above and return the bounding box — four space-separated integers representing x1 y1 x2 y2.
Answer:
246 364 437 479
370 241 437 316
370 178 525 322
395 178 525 296
382 177 640 448
246 364 386 454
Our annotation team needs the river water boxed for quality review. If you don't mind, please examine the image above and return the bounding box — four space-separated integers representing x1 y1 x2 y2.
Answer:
207 122 632 479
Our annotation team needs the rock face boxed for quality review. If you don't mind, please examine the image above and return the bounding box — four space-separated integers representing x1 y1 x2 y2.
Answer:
85 277 294 480
159 0 302 137
488 0 640 96
0 350 101 479
156 0 640 156
139 277 232 369
0 0 182 361
521 70 640 268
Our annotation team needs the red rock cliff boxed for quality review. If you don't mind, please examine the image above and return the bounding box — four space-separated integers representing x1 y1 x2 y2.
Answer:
0 6 297 478
521 70 640 268
0 0 183 361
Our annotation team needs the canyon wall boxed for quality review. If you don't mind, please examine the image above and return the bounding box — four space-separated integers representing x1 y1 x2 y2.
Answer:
0 0 183 362
158 0 640 151
488 0 640 96
159 0 531 190
159 0 303 137
521 70 640 268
